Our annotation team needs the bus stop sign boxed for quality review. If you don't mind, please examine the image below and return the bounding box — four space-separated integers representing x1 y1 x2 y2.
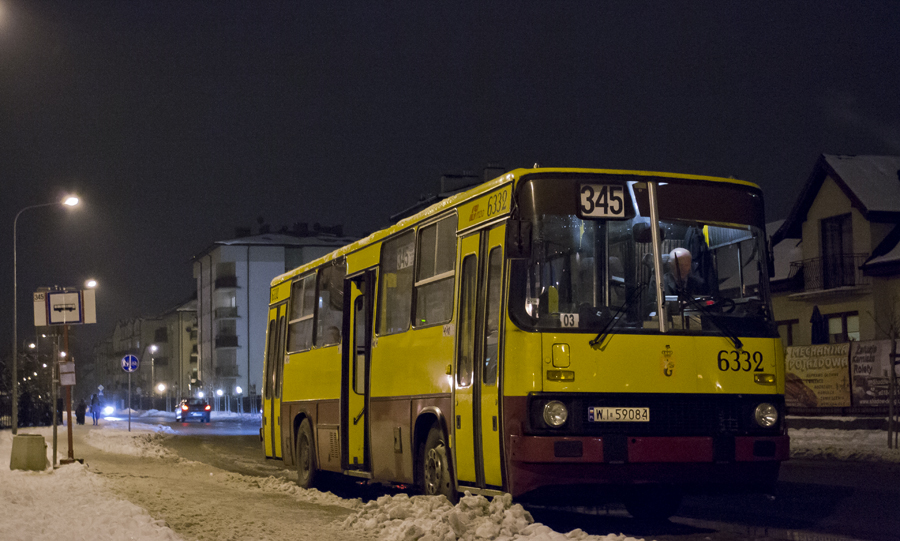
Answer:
121 355 139 373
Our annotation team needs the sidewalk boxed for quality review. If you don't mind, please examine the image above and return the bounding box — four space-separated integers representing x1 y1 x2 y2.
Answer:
787 415 896 430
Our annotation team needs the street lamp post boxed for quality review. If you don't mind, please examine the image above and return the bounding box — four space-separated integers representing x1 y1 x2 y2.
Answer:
11 196 79 434
156 382 168 412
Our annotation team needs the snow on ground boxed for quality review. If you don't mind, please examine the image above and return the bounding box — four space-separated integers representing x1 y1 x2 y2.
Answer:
3 413 900 541
343 492 640 541
788 427 900 462
83 421 176 458
0 427 180 541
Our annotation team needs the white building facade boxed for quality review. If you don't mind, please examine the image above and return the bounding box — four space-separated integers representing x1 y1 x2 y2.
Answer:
192 230 354 406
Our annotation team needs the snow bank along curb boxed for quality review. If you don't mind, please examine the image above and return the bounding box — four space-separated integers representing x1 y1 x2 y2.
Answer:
83 421 177 458
342 492 643 541
0 430 181 541
789 428 900 462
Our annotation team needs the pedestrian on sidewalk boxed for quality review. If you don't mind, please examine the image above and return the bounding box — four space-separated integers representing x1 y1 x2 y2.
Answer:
90 394 101 425
75 398 86 425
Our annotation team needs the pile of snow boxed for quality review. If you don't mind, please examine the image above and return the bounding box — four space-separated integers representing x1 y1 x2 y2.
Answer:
0 429 181 540
220 473 362 509
83 421 177 458
789 427 900 462
343 492 641 541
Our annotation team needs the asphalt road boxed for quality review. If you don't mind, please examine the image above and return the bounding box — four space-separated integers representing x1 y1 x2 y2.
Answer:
154 417 900 541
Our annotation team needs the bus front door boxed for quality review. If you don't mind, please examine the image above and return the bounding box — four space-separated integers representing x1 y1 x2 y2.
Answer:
342 270 374 471
263 302 287 459
455 225 505 489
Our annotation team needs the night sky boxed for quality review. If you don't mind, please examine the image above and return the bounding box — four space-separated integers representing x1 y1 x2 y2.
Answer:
2 1 899 357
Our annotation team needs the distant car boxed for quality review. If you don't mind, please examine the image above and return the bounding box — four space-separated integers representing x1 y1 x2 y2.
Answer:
176 398 211 422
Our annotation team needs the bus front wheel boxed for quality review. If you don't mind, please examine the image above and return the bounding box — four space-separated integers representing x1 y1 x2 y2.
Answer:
421 424 456 503
296 419 317 489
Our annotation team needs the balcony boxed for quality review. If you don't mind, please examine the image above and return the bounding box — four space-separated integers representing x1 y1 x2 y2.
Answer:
786 254 871 299
215 365 240 378
215 307 238 319
215 334 239 348
215 276 238 289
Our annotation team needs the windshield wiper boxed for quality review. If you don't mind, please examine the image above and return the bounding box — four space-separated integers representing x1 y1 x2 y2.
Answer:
590 280 647 349
671 288 743 349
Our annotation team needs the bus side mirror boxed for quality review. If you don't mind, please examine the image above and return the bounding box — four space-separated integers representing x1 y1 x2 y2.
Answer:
506 220 532 259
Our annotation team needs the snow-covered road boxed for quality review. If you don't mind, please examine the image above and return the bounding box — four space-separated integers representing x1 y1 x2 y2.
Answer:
2 413 899 541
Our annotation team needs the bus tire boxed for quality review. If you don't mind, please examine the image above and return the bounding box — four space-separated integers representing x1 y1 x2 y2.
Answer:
623 485 681 522
296 418 317 489
421 423 456 503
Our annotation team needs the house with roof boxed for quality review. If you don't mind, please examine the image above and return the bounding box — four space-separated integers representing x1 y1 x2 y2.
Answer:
770 154 900 350
769 154 900 414
191 224 356 408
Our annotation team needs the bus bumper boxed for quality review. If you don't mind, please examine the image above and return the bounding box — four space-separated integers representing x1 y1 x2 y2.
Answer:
506 434 789 498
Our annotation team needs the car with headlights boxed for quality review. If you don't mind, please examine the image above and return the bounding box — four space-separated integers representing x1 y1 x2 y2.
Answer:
175 398 211 422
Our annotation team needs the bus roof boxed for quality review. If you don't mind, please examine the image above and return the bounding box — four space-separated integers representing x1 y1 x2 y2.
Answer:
270 167 758 287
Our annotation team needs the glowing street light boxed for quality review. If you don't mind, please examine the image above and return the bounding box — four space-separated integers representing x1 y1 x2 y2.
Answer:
85 279 98 289
11 194 80 434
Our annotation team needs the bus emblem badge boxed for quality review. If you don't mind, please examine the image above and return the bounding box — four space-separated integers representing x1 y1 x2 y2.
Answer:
661 346 675 377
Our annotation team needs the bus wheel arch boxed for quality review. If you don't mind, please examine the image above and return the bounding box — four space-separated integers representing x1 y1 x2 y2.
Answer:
416 416 457 503
295 416 317 489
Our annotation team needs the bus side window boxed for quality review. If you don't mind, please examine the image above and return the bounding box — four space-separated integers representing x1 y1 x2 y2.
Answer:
483 247 502 386
316 260 346 347
378 231 415 335
274 314 286 399
457 254 477 387
287 273 316 352
264 318 276 399
414 215 457 327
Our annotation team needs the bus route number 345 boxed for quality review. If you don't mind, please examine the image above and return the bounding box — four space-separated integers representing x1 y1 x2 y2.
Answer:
579 184 625 218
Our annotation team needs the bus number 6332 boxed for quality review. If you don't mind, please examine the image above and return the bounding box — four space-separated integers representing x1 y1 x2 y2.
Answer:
717 350 764 372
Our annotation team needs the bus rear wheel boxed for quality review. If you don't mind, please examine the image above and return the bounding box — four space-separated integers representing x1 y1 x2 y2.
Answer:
421 424 456 503
623 485 682 522
296 418 317 489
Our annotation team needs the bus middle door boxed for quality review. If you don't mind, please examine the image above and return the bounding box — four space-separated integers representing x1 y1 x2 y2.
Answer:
342 270 374 471
263 302 287 458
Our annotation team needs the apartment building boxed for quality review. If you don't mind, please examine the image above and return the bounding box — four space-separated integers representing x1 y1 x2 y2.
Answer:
192 225 354 404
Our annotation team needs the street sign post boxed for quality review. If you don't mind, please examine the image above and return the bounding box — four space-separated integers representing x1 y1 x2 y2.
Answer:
122 354 139 431
31 286 97 464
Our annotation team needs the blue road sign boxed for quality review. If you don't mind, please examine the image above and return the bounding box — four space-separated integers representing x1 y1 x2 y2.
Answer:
121 354 139 372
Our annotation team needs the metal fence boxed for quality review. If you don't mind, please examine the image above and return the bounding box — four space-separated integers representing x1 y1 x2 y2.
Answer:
788 253 870 292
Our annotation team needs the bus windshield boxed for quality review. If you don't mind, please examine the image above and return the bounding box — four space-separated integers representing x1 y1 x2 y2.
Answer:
510 175 776 339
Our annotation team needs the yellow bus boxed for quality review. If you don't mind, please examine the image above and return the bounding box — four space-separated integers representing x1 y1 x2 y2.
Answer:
261 167 788 519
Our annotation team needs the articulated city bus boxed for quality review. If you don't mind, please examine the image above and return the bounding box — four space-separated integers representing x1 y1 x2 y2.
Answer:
261 167 788 519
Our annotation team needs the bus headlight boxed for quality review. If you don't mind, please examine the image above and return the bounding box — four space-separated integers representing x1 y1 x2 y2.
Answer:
753 403 778 428
542 400 569 427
